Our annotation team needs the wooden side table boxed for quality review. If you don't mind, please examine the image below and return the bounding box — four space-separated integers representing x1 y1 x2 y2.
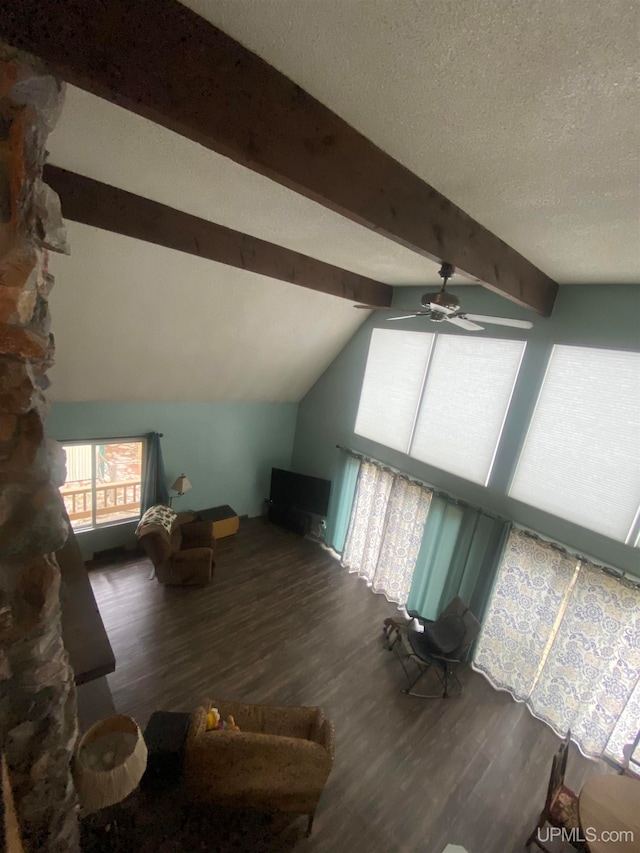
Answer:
197 505 240 539
579 774 640 852
141 711 191 790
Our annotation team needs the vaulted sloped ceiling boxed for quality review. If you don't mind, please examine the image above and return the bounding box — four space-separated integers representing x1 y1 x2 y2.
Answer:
45 0 638 403
46 86 439 402
50 222 373 402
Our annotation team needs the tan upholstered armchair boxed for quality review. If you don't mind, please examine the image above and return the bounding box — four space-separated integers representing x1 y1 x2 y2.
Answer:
185 699 335 835
135 505 215 585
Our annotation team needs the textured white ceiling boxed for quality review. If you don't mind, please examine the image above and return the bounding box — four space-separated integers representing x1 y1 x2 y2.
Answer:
48 223 368 402
44 0 639 404
183 0 640 284
47 86 441 287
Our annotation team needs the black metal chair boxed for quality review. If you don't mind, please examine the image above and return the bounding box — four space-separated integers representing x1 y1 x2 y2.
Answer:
387 596 481 698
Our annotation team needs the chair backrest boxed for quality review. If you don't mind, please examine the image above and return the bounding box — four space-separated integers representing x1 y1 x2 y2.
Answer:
423 598 481 660
425 612 467 654
441 596 468 619
456 608 481 659
441 597 481 659
621 730 640 778
544 730 571 811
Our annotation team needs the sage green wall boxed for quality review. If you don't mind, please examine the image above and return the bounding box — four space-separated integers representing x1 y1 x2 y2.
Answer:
47 401 297 558
291 284 640 574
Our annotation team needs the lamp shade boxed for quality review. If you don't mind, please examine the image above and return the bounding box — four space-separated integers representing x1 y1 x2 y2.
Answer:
74 715 147 812
170 474 192 495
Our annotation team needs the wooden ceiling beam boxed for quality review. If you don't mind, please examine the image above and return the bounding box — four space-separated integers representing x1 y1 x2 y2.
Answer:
2 0 557 315
43 165 393 306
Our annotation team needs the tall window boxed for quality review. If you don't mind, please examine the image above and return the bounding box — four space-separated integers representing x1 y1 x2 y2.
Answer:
60 439 145 531
354 329 526 485
509 345 640 543
354 330 434 453
410 335 525 484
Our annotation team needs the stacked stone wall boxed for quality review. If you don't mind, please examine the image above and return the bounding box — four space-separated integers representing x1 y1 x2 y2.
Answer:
0 51 79 852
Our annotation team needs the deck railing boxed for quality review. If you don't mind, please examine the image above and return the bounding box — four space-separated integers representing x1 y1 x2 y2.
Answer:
60 479 142 524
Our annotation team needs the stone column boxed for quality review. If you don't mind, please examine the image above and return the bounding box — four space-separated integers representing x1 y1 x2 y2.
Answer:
0 51 79 852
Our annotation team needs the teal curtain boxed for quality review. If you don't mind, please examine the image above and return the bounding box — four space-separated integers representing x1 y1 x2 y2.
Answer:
325 451 361 553
406 493 510 623
141 432 170 512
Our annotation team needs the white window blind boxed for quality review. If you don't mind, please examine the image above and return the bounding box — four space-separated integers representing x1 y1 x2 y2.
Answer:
409 336 526 485
354 329 434 452
509 345 640 542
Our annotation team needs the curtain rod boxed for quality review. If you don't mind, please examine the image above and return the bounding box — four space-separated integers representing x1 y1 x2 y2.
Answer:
55 431 163 443
335 445 506 523
336 446 638 587
514 527 640 588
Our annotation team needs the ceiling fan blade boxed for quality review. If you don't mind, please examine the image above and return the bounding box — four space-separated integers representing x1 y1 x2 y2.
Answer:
463 313 533 329
354 304 424 312
445 316 484 331
425 302 456 315
386 314 420 321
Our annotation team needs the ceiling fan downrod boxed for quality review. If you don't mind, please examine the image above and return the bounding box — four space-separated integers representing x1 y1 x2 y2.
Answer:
438 262 455 287
423 262 459 313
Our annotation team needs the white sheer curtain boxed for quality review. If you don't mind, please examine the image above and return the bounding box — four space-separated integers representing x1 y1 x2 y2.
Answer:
474 527 640 761
342 460 432 606
342 461 394 581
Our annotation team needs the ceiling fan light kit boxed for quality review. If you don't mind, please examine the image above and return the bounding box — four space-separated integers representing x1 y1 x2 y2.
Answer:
354 262 533 332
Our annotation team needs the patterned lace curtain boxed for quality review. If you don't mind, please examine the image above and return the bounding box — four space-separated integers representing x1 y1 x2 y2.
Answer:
473 529 578 700
530 560 640 760
342 460 432 606
473 527 640 761
342 462 394 579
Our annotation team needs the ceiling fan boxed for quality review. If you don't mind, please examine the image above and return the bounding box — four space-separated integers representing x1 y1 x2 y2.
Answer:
355 263 533 332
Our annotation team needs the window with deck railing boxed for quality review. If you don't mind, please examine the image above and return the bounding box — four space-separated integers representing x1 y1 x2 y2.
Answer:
60 439 145 531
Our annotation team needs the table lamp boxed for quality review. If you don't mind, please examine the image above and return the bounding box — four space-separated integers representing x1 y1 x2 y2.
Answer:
74 715 148 812
169 473 192 506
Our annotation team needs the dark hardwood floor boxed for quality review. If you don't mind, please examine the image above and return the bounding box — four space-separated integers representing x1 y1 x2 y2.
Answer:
87 518 614 853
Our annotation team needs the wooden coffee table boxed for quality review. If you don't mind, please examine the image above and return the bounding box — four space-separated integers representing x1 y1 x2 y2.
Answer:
579 774 640 852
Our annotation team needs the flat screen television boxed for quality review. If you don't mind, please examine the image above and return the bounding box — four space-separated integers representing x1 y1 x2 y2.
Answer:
269 468 331 517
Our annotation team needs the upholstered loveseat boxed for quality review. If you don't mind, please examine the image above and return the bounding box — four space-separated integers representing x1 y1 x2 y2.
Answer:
135 505 215 585
185 698 335 834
